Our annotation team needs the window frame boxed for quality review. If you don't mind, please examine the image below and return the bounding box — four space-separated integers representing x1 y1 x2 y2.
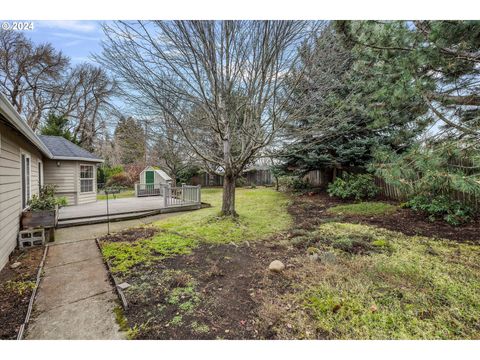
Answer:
20 149 32 210
79 164 95 193
38 160 43 193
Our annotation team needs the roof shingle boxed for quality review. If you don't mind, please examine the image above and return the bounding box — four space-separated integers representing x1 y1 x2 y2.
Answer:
38 135 103 162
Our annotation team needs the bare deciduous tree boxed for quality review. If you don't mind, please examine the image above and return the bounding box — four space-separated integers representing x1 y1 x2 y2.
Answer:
98 20 314 216
0 30 69 129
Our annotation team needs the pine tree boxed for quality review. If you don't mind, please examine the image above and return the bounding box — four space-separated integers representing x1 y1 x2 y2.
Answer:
40 113 77 143
279 24 425 175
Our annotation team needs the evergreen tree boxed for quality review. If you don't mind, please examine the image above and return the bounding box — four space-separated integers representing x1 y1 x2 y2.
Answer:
279 24 425 175
336 20 480 144
114 116 146 165
39 113 77 143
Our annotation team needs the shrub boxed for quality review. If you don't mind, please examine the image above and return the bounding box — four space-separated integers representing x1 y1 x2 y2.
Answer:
407 194 473 226
235 177 248 187
278 175 309 192
327 173 378 201
28 184 67 210
106 172 132 188
97 165 124 185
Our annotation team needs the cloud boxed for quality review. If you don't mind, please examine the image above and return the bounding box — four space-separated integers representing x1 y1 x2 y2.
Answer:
50 32 100 42
39 20 98 33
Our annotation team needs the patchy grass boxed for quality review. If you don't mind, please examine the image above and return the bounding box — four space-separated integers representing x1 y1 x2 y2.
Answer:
154 187 291 244
97 189 135 201
101 232 197 273
5 280 36 296
327 202 398 216
280 222 480 339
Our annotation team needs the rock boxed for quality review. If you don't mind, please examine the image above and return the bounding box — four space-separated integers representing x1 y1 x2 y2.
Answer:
10 262 21 269
370 304 378 313
319 251 337 264
268 260 285 272
117 282 130 290
308 253 319 262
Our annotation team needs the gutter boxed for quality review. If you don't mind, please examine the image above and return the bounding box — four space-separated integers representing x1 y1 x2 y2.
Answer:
52 156 104 163
0 94 53 158
0 94 104 163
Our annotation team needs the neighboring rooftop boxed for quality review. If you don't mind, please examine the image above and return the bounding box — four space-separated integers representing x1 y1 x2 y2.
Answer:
38 135 103 162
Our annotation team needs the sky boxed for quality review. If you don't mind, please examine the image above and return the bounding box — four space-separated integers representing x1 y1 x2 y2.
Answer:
26 20 105 65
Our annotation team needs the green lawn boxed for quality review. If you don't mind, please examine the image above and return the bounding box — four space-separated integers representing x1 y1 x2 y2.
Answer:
101 187 291 273
97 189 135 201
327 201 398 216
153 187 291 244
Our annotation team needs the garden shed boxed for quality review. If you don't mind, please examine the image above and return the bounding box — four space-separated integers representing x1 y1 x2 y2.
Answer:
139 166 173 185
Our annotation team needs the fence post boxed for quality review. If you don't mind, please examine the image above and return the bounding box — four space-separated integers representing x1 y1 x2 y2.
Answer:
163 185 169 208
134 183 138 197
197 185 201 204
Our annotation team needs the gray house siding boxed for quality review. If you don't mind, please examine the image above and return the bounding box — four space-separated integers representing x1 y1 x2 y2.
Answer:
0 121 43 270
43 160 98 206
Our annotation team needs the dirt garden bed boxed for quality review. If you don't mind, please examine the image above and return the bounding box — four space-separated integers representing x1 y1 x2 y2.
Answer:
99 227 300 339
0 247 44 339
290 192 480 243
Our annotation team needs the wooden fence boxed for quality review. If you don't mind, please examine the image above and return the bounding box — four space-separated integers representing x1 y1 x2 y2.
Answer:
190 170 273 187
305 169 480 210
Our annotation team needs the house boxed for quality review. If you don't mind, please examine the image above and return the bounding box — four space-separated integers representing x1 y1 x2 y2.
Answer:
0 93 103 270
38 135 103 205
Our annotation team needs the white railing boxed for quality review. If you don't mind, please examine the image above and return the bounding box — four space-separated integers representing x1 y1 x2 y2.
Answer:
135 183 201 208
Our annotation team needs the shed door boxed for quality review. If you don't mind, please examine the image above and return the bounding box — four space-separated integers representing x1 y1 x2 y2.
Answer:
145 171 155 184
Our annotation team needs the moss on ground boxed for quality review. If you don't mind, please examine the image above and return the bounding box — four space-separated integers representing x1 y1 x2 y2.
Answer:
295 222 480 339
101 232 197 273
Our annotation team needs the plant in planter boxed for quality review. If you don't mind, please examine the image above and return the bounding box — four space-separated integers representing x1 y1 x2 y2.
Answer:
22 185 67 229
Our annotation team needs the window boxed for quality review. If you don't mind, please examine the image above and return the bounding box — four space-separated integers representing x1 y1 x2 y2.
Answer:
80 165 94 193
21 152 31 209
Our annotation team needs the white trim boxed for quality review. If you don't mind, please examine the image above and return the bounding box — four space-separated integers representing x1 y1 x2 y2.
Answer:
0 94 52 158
20 149 32 210
79 163 95 193
38 160 43 191
51 156 104 162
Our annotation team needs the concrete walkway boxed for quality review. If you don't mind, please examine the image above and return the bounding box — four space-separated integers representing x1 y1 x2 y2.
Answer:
25 211 187 339
26 239 124 339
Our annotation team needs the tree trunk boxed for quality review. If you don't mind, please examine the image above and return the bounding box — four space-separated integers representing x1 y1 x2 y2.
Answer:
221 174 237 217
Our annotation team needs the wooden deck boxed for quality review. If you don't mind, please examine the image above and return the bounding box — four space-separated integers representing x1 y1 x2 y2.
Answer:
57 196 201 227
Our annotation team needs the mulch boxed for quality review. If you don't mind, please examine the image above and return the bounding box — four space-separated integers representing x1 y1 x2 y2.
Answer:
290 192 480 244
0 247 44 340
119 240 299 340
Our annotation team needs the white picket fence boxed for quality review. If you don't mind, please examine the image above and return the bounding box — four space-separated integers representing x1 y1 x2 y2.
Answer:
135 183 201 208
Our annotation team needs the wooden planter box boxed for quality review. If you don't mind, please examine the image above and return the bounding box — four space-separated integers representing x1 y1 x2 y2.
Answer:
21 206 58 229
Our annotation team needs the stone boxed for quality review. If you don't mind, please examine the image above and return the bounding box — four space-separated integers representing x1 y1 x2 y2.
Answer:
268 260 285 272
308 253 319 262
117 282 130 290
319 251 337 264
10 262 21 269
